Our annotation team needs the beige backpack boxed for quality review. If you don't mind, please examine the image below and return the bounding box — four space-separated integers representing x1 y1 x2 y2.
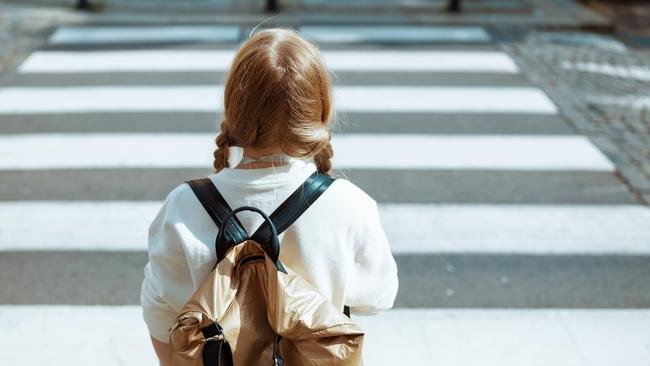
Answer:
170 172 364 365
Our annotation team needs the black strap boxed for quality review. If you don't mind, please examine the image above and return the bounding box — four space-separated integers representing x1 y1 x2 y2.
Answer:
344 305 350 318
250 171 334 247
201 322 233 366
272 334 284 366
186 170 335 263
186 178 249 248
216 205 287 273
201 321 225 339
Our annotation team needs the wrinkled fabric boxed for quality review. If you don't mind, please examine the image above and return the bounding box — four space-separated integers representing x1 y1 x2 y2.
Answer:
169 239 364 365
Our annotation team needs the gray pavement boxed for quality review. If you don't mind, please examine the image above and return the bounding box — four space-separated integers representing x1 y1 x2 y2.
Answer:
9 70 532 86
2 251 649 308
0 112 573 134
0 169 639 203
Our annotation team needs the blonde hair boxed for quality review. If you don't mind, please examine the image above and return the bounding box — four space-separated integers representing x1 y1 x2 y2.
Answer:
213 27 335 175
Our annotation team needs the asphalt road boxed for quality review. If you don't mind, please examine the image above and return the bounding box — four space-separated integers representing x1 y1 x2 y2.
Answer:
1 20 649 366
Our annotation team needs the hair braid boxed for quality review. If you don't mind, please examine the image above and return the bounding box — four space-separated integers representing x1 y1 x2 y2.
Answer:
314 129 333 176
213 120 232 173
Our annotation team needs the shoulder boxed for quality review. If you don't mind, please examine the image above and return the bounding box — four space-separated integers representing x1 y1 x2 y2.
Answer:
322 177 378 215
164 181 189 202
161 175 379 223
147 180 213 250
325 178 386 251
154 180 205 223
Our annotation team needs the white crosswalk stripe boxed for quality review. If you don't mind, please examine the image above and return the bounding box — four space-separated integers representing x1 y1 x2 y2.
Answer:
1 22 647 366
1 202 649 253
0 86 557 114
1 306 648 366
48 25 241 44
19 50 520 73
0 133 614 170
48 25 490 45
300 25 492 43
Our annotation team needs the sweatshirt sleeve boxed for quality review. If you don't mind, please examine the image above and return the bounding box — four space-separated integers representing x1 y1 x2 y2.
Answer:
345 197 399 315
140 186 193 343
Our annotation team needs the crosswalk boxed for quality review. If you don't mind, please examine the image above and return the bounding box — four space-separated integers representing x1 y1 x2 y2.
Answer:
1 24 649 365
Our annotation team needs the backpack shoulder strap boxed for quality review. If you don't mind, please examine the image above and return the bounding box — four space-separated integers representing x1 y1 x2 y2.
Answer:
251 170 344 315
186 170 335 263
250 170 335 245
187 172 347 315
185 178 249 247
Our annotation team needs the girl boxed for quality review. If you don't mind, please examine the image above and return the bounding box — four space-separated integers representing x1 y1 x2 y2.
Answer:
140 27 399 365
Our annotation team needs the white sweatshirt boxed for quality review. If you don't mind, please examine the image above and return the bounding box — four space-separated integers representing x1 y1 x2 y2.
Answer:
140 155 399 342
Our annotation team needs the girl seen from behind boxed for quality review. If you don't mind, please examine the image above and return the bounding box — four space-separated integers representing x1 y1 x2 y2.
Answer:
141 27 399 365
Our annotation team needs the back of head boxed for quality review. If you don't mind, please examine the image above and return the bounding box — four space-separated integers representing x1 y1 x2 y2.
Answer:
213 27 335 175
